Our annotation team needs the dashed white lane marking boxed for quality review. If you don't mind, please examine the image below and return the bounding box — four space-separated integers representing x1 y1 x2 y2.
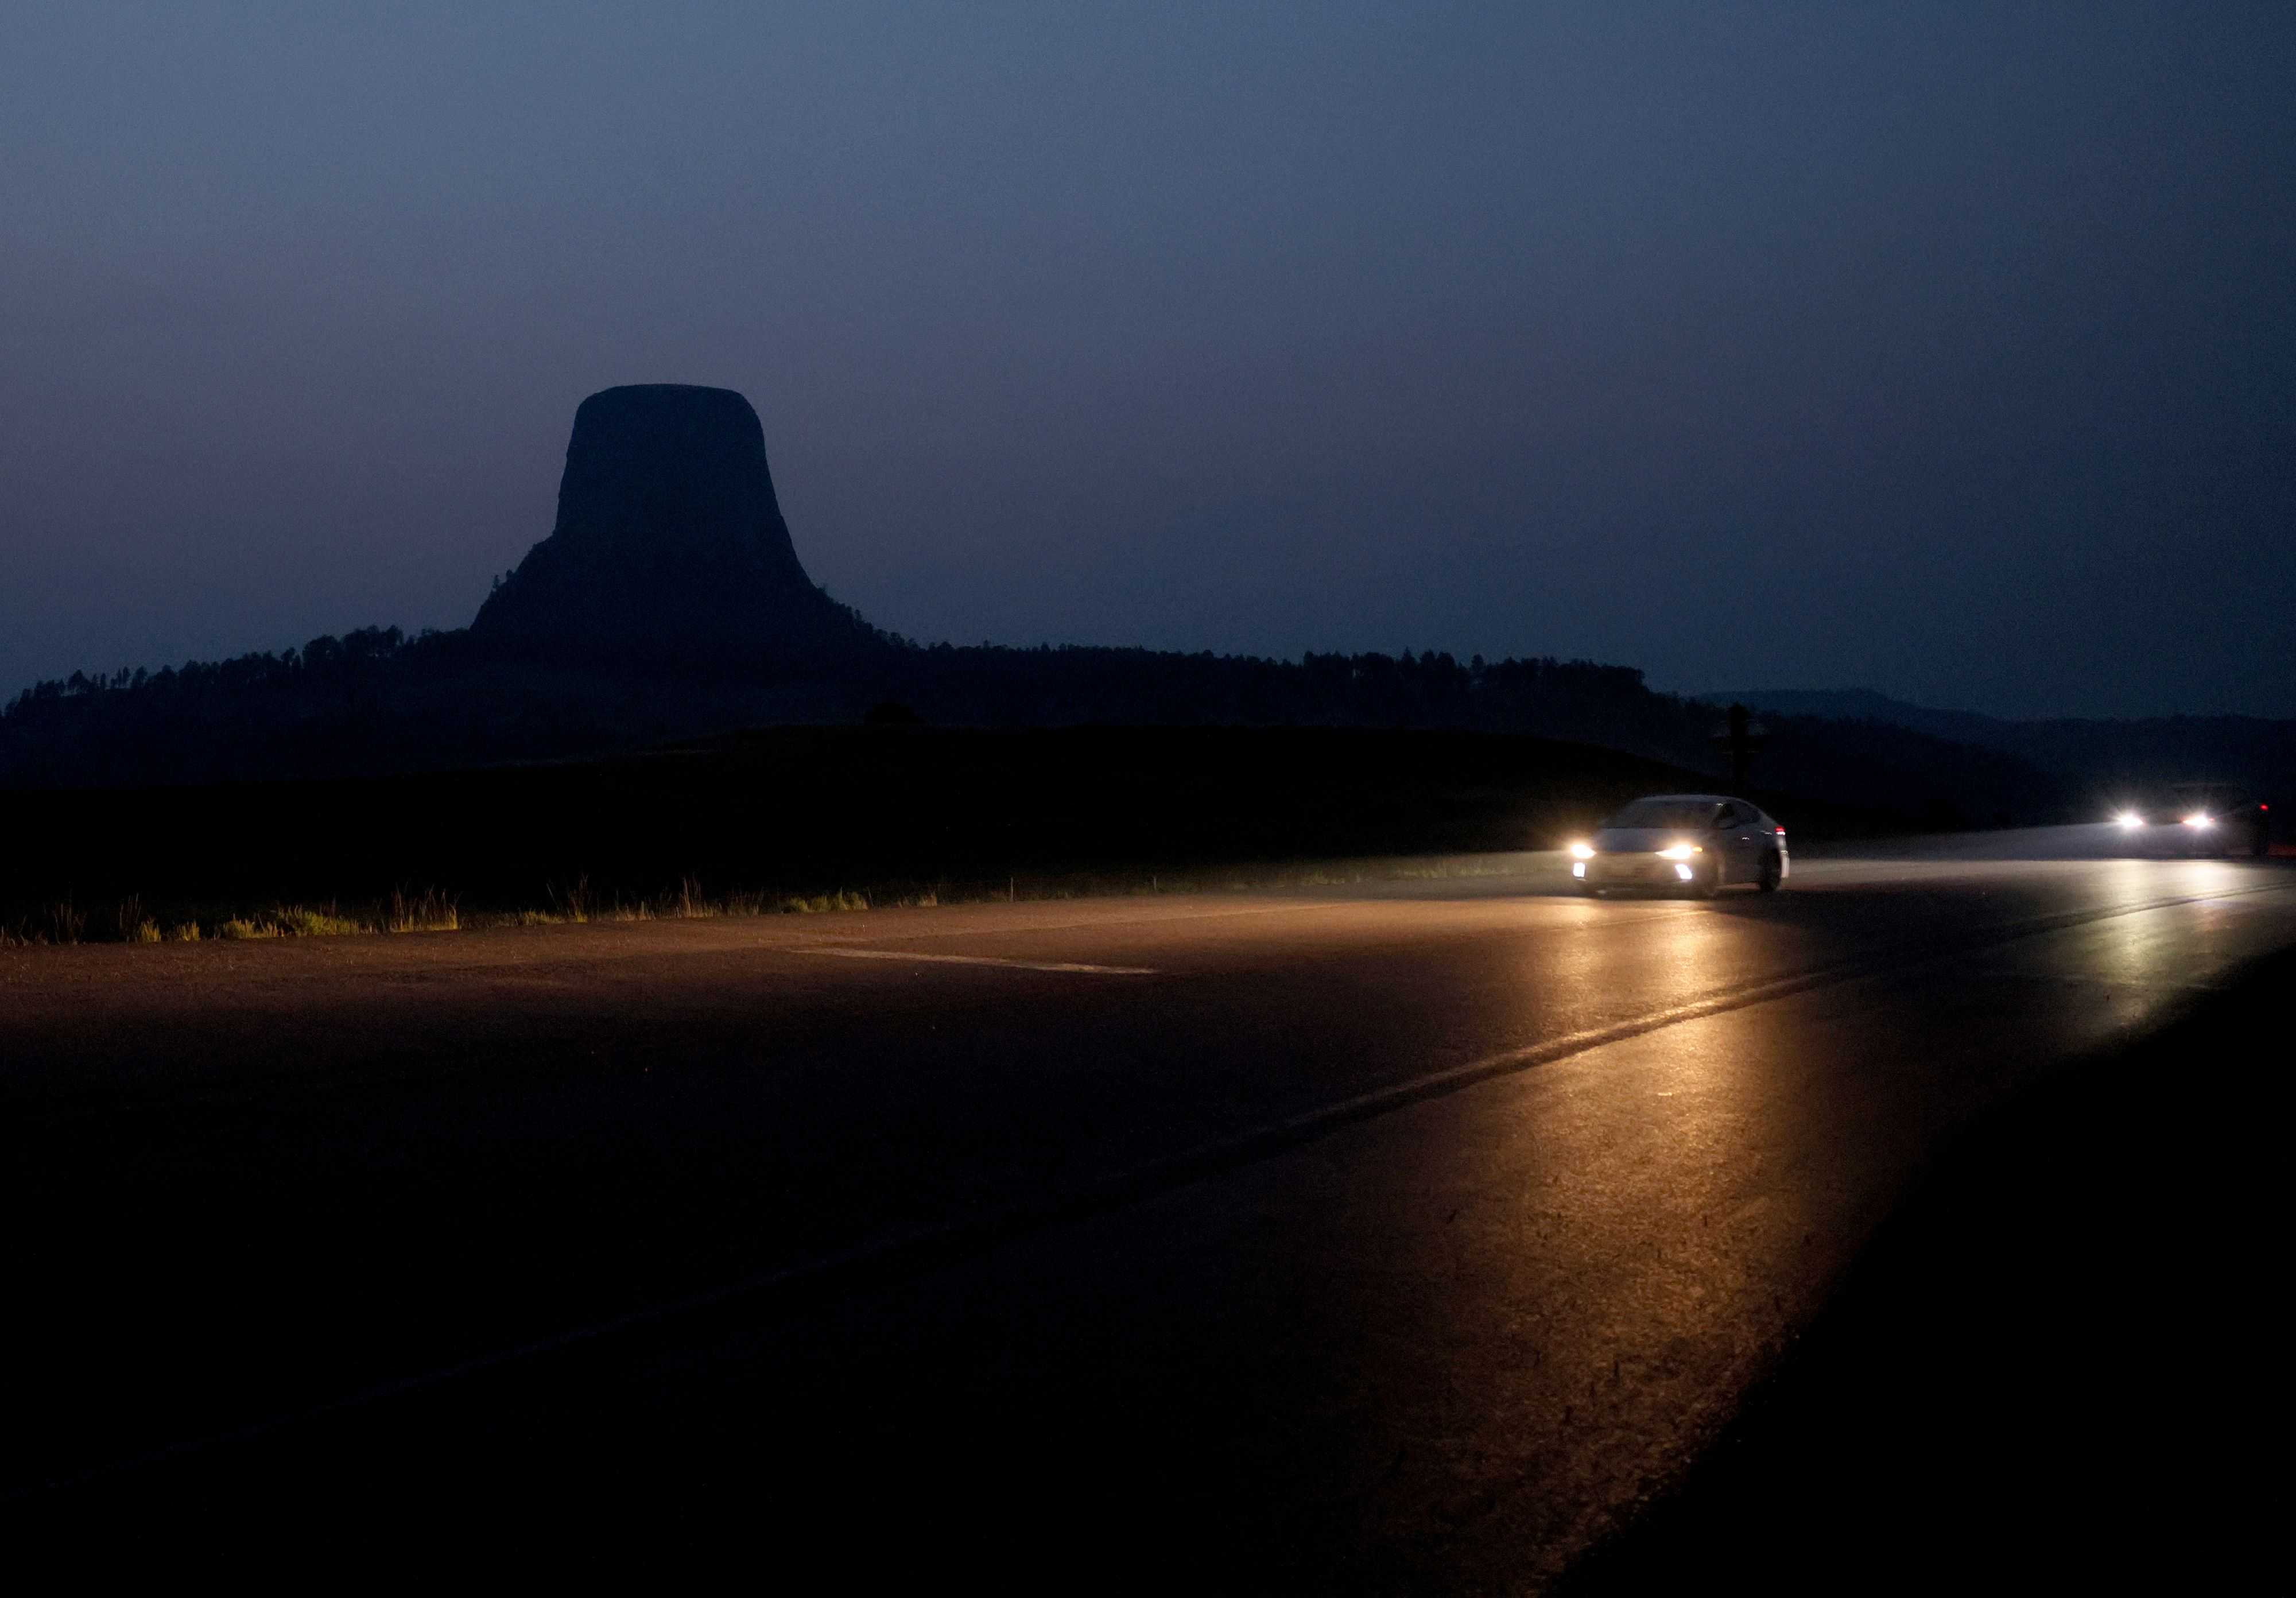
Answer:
805 948 1158 976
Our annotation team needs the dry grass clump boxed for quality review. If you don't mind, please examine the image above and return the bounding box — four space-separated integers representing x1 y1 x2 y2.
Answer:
386 889 459 934
203 905 372 940
111 897 156 942
276 906 368 937
547 877 592 924
778 890 871 914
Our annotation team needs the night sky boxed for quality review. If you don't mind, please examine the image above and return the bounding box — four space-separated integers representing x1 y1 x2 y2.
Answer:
6 4 2291 718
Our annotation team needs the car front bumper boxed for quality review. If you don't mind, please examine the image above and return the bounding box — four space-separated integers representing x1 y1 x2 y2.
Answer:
1579 854 1708 890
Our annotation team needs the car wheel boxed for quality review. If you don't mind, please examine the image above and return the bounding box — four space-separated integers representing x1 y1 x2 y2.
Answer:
1757 849 1783 893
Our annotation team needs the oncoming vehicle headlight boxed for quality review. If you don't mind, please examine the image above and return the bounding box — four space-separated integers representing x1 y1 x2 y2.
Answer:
2183 813 2213 829
2114 811 2142 829
1569 843 1595 859
1656 844 1702 860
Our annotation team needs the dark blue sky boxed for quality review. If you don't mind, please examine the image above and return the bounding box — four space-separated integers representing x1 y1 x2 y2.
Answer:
6 3 2291 717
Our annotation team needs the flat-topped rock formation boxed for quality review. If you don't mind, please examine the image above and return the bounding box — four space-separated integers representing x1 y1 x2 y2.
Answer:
472 384 875 667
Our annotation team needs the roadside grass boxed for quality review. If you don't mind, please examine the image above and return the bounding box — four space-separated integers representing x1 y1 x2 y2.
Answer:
0 850 1569 952
7 895 451 946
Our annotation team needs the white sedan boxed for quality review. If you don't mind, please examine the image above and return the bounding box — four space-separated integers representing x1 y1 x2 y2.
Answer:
1570 794 1789 897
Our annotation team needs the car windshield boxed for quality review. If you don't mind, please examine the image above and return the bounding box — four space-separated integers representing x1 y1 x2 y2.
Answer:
1603 799 1720 830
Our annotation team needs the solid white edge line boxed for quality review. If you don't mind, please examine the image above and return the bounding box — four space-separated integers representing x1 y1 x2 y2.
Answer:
806 948 1159 975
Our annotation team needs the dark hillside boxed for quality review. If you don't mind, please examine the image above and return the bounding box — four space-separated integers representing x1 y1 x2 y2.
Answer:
1 635 2067 833
0 724 1887 937
1 383 2073 835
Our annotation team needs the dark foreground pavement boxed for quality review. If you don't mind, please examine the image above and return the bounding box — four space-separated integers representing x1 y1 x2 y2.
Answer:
1566 942 2291 1595
4 856 2291 1585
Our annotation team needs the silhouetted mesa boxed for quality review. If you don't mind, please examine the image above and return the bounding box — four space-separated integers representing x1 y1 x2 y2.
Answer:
471 384 877 668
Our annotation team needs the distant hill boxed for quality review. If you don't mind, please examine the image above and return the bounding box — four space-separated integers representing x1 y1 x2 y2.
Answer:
1694 690 2007 745
1697 689 2296 808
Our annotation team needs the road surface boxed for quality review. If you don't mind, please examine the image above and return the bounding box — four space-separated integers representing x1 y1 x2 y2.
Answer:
5 851 2291 1582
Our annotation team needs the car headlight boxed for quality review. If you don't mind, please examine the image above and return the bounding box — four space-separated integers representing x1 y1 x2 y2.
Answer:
1569 843 1595 859
2114 812 2142 829
2183 813 2213 829
1656 844 1702 860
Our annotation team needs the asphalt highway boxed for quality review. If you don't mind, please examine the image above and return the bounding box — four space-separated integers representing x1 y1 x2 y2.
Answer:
5 851 2293 1582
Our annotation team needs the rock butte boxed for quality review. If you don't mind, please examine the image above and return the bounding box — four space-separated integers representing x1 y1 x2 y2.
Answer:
472 384 873 666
